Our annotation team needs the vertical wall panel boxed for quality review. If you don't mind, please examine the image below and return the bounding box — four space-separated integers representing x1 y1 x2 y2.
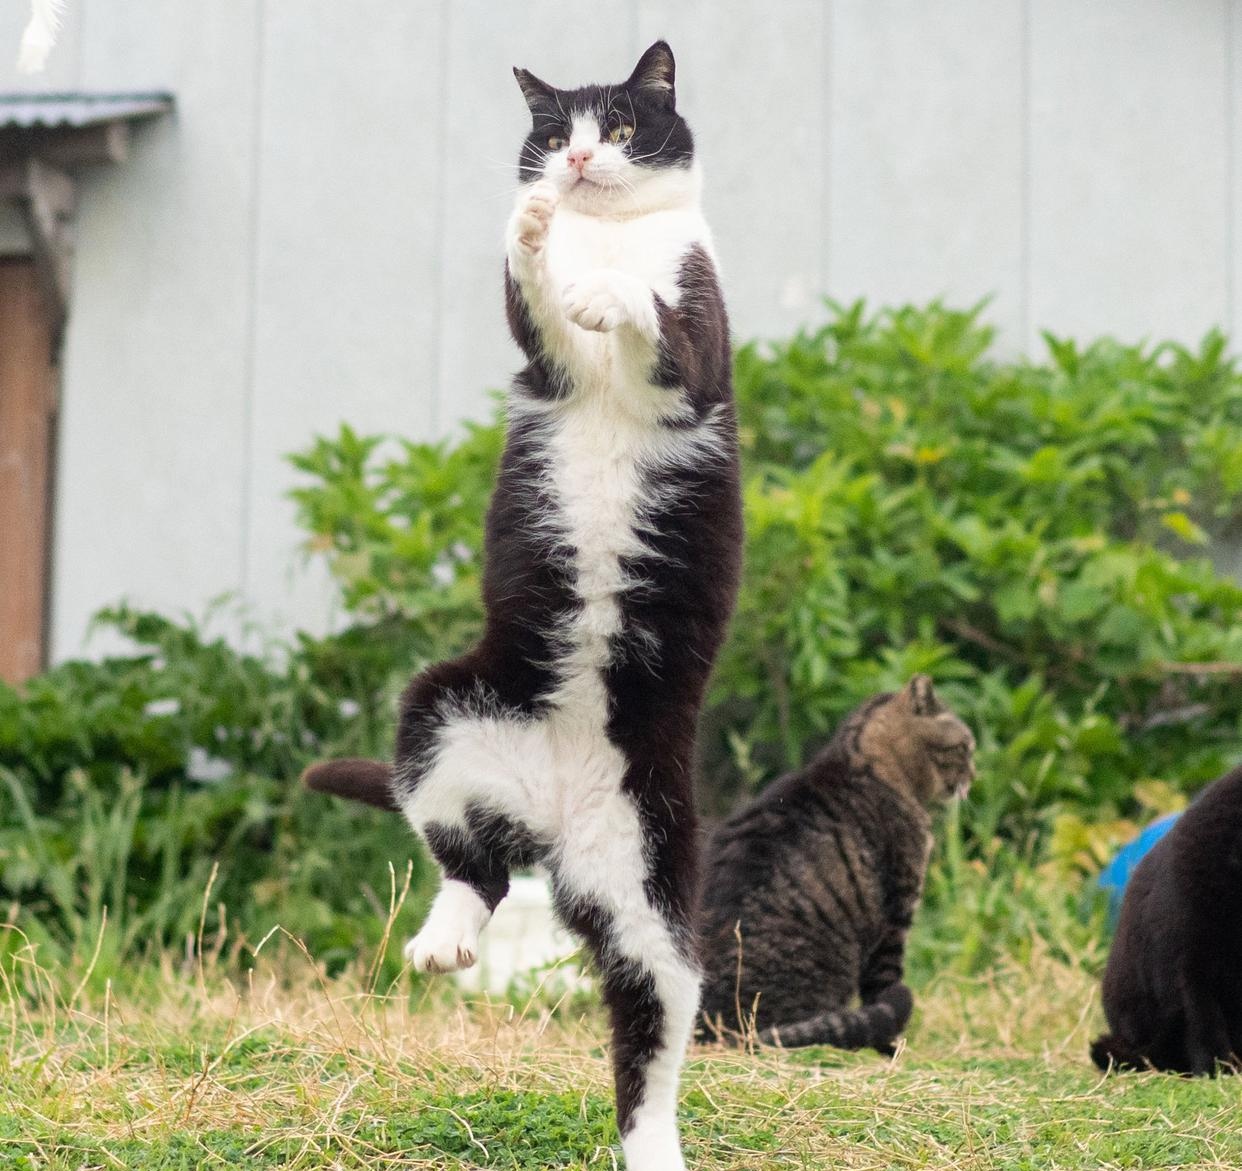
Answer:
637 0 829 341
51 1 260 657
244 0 448 637
828 0 1026 347
1029 0 1230 348
1230 1 1242 346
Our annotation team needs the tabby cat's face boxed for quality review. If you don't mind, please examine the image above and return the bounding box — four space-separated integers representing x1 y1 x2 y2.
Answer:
854 675 975 806
513 41 696 214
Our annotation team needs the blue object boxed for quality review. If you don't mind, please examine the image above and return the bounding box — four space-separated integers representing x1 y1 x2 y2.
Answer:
1097 813 1181 921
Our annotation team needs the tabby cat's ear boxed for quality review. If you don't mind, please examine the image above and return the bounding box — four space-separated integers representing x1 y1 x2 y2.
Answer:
905 674 941 716
513 66 557 114
627 40 676 109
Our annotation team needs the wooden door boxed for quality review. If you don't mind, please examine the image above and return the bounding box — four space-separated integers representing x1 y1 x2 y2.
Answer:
0 258 56 684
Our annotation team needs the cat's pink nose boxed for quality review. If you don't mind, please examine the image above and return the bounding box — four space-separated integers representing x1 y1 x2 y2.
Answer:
567 147 594 172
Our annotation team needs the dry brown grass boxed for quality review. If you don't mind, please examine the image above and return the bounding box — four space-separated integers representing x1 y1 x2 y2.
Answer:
1 936 1239 1170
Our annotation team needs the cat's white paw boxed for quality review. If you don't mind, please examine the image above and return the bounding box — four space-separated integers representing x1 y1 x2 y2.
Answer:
622 1115 686 1171
403 879 491 974
508 181 559 262
562 269 650 333
404 920 479 974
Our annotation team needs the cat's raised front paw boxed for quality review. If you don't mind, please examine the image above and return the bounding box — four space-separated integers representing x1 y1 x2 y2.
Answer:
562 269 650 334
508 181 559 262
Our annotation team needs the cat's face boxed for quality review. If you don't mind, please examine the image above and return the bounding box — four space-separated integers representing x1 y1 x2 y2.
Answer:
855 675 976 806
513 41 696 214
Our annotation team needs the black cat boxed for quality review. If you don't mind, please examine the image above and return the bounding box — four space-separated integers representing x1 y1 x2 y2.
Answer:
1091 763 1242 1075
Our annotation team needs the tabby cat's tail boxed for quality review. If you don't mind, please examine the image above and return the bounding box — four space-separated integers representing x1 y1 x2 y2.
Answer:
301 758 399 812
758 983 914 1055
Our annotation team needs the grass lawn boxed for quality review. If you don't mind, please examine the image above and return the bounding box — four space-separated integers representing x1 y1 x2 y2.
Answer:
2 943 1239 1170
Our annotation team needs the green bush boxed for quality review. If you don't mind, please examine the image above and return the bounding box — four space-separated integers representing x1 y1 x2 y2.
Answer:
721 303 1242 843
293 302 1242 844
287 302 1242 971
4 300 1241 982
0 606 428 982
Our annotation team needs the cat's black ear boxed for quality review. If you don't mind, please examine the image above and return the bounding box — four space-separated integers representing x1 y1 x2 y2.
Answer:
627 40 676 109
513 66 557 114
905 674 940 716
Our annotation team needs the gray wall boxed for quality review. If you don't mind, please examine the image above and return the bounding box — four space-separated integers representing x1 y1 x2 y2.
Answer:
0 1 1237 657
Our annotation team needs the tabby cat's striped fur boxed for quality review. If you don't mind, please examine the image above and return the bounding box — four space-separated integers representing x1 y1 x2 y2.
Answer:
699 677 974 1053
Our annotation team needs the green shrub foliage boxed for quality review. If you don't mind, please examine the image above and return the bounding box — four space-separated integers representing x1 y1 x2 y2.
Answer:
4 301 1241 980
290 302 1242 836
0 608 427 979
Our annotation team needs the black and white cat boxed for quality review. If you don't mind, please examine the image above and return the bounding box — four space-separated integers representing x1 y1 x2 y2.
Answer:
305 41 741 1170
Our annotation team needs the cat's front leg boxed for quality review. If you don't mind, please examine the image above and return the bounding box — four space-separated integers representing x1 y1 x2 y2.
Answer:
505 180 559 277
561 269 658 341
504 183 589 372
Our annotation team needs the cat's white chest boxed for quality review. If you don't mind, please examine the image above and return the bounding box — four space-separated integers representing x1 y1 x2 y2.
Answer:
545 208 707 306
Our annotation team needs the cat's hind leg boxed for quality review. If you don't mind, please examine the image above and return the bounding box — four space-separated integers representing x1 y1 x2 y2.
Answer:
404 816 512 973
394 665 548 974
550 796 699 1171
404 795 547 974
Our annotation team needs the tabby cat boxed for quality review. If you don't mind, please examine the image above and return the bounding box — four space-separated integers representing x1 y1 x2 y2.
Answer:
698 676 974 1053
304 41 742 1171
1091 762 1242 1075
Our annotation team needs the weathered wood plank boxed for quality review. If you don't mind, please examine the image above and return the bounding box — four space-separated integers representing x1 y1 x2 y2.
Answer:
0 259 54 683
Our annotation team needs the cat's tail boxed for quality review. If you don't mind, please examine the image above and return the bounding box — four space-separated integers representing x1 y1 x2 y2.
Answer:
1090 1032 1147 1072
758 982 914 1055
301 758 400 812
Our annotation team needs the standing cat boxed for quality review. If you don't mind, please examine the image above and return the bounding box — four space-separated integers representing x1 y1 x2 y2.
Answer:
304 42 741 1170
698 677 974 1053
1091 763 1242 1075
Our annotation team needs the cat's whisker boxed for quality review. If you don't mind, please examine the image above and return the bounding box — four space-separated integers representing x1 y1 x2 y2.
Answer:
626 125 679 166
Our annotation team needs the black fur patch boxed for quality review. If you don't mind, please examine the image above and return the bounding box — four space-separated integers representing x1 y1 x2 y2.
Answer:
504 263 572 402
423 804 546 911
652 246 731 402
391 413 578 784
302 758 397 811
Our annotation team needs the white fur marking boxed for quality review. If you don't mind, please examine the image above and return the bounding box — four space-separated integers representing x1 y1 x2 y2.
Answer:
623 1115 688 1171
562 268 658 338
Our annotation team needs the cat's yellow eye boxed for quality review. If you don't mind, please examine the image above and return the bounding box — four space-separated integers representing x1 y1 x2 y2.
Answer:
609 124 635 144
548 135 565 151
